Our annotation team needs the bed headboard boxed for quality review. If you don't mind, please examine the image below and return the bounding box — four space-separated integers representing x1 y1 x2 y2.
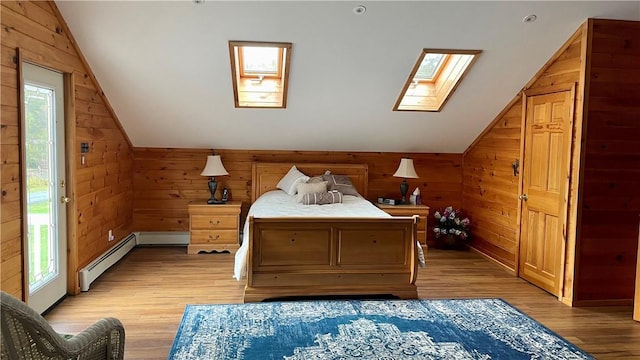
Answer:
251 162 369 203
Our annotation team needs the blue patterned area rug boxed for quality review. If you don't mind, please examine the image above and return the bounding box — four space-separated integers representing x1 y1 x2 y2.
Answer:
168 298 593 360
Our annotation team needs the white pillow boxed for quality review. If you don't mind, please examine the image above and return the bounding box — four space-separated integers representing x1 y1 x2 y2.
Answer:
277 166 310 196
295 181 328 202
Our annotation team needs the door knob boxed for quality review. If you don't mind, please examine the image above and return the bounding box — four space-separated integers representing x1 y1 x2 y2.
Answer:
519 194 528 201
60 196 71 204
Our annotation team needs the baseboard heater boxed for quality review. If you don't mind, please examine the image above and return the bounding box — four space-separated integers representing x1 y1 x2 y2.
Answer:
79 233 137 292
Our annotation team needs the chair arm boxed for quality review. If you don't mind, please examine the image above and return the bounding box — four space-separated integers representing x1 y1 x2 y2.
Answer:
65 317 125 359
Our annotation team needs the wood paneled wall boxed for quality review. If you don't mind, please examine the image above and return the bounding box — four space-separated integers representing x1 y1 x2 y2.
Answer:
0 1 133 298
462 28 585 272
573 19 640 304
5 3 635 308
133 148 462 244
461 102 522 270
463 19 640 305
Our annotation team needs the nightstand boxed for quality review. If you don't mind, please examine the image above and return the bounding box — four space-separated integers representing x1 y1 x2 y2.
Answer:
376 203 430 249
187 200 241 254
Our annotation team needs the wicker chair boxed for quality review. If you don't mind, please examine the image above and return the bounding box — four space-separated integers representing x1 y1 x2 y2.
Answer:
1 291 125 360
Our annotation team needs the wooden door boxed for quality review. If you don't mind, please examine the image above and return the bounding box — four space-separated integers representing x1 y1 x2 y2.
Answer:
519 88 573 296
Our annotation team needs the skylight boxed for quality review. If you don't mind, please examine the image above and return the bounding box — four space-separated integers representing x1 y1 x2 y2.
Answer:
414 53 447 81
229 41 292 108
239 46 281 77
394 49 481 112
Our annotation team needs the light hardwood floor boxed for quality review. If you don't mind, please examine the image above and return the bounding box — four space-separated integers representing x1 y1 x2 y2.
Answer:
44 247 640 359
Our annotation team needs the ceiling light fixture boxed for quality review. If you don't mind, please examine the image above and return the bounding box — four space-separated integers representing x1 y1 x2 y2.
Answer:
523 14 537 23
353 5 366 15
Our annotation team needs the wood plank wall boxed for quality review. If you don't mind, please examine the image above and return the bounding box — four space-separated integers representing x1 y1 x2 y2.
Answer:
0 1 133 298
462 28 585 272
573 19 640 303
133 148 462 244
461 102 522 270
6 4 636 308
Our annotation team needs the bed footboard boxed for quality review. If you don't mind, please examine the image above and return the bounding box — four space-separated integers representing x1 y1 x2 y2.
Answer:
244 216 419 302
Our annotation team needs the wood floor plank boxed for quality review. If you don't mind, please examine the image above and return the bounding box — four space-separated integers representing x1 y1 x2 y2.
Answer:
44 247 640 359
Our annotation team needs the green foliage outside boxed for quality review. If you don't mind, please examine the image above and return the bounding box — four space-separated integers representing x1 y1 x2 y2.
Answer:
25 84 56 288
28 201 48 215
28 225 52 286
25 85 51 172
27 199 53 286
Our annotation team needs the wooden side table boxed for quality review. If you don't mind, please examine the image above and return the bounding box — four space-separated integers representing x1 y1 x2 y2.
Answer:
187 200 241 254
376 203 430 249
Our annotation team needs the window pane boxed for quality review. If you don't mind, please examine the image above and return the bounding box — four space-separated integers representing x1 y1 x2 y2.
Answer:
414 53 445 81
242 47 279 74
24 84 59 293
395 49 480 111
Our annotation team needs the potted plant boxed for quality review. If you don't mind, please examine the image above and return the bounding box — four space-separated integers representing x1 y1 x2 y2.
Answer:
433 206 470 250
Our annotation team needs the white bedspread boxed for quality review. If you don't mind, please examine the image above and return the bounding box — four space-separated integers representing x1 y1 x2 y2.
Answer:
233 190 425 280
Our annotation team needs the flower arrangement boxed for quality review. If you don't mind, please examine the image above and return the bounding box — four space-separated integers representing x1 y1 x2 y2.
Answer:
433 206 470 241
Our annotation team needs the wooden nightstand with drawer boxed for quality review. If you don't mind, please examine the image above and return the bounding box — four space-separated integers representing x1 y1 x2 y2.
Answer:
187 201 241 254
376 203 430 249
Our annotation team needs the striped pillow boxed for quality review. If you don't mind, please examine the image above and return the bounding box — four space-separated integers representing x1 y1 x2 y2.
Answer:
302 191 343 205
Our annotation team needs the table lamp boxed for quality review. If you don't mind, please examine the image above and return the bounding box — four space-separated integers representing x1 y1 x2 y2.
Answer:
393 158 419 204
200 154 229 204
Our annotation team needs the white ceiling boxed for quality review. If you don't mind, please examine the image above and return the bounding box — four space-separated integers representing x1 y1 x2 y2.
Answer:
56 1 640 153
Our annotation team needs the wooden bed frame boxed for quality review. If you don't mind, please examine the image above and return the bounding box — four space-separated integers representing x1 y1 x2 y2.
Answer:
243 162 419 302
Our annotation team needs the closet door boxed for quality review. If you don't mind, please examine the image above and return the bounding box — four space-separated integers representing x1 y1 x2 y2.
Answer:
518 86 574 296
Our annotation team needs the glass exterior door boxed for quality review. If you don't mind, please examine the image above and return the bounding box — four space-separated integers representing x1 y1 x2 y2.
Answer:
22 62 67 314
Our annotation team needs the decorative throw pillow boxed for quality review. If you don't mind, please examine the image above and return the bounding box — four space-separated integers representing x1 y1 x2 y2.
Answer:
302 190 343 205
295 181 328 202
277 165 310 196
306 175 325 184
321 174 360 197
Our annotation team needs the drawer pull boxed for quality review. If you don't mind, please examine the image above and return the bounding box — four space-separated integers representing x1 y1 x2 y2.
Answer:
209 220 220 225
209 235 220 240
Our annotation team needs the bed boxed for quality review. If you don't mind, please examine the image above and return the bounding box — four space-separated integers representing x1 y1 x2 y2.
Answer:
235 162 422 302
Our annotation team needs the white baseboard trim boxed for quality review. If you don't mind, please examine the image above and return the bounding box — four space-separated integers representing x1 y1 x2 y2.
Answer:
134 231 189 246
79 233 136 292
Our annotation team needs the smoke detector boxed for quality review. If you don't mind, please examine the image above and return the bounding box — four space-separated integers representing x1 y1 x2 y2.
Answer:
353 5 366 15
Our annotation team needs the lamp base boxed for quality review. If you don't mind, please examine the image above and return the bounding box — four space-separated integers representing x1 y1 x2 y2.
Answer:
207 199 226 205
399 178 409 204
207 177 226 205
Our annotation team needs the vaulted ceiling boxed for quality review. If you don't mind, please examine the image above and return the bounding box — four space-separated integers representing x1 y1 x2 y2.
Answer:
55 1 640 153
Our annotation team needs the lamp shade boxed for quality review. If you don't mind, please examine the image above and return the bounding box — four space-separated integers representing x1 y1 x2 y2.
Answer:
393 158 419 179
200 155 229 177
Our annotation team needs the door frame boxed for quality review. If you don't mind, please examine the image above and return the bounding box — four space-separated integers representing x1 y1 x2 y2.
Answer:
18 50 78 302
516 83 576 299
